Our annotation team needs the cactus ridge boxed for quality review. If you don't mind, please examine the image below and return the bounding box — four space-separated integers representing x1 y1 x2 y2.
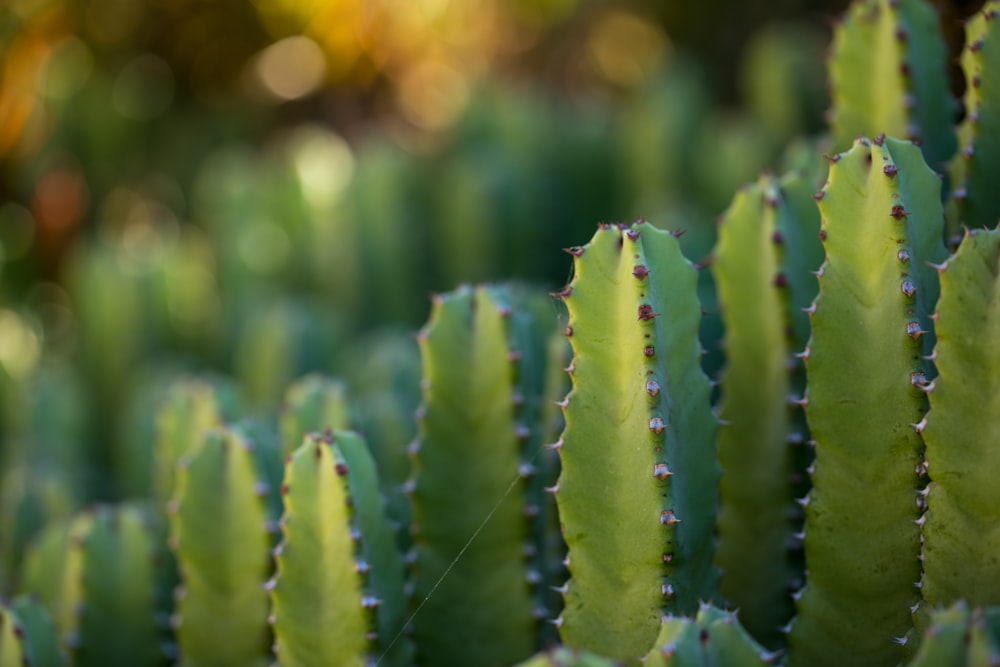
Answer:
555 221 718 662
920 228 1000 609
788 136 947 667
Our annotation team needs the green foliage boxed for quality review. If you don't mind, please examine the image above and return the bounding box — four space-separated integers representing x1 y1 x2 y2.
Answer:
643 605 772 667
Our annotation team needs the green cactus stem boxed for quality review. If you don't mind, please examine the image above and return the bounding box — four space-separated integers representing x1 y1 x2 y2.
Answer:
410 285 536 667
788 136 947 667
278 374 351 458
950 2 1000 232
712 172 822 648
555 221 719 662
903 602 1000 666
154 377 236 507
829 0 956 172
270 432 395 667
920 228 1000 608
7 596 64 667
643 604 773 667
168 427 272 667
71 504 162 667
515 646 618 667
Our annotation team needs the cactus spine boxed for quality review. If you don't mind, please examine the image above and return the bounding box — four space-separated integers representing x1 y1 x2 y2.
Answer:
555 221 718 662
788 136 946 666
920 228 1000 608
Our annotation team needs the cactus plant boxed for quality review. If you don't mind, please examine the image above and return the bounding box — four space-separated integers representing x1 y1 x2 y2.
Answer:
554 221 719 662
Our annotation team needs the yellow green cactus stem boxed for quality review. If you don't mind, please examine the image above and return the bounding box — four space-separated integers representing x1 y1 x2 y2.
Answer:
409 285 536 667
270 431 411 667
828 0 956 172
920 228 1000 608
168 427 272 667
712 171 822 649
787 136 947 667
554 221 719 663
515 646 618 667
950 2 1000 233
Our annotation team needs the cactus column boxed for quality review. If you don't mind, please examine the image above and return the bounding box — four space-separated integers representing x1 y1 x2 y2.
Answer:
788 136 946 667
555 221 719 662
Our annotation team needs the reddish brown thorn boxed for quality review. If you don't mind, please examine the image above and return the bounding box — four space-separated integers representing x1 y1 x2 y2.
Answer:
633 264 649 279
644 345 655 358
890 205 908 219
884 164 898 177
550 286 572 299
563 247 585 257
638 304 659 321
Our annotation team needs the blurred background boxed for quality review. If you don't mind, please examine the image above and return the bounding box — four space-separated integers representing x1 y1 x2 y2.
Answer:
0 0 984 512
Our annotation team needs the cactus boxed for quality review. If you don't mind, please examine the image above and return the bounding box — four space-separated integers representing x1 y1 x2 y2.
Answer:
270 431 411 667
903 602 1000 666
5 596 65 667
168 427 272 667
920 228 1000 609
515 646 618 667
712 172 822 648
788 136 947 667
409 285 538 667
154 377 238 507
278 374 350 458
828 0 956 172
950 2 1000 232
21 504 164 667
642 604 773 667
554 221 719 662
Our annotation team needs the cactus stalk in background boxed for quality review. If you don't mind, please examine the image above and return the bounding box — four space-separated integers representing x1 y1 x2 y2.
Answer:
712 172 822 648
2 597 64 667
903 602 1000 666
828 0 956 171
168 427 271 667
920 228 1000 609
278 374 350 458
554 221 719 662
788 136 946 667
409 285 538 667
950 1 1000 233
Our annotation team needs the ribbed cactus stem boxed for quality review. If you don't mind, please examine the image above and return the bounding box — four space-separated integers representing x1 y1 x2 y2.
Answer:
555 221 718 662
788 136 946 667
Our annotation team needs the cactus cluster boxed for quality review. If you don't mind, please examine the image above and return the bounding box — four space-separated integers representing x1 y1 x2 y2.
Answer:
1 0 1000 666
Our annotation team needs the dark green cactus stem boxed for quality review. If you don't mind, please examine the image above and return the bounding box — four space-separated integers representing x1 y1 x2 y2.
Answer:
269 433 369 667
829 0 956 172
0 465 73 590
643 604 773 667
555 221 719 662
950 2 1000 232
279 374 350 458
712 172 822 648
410 285 535 667
903 602 1000 666
788 136 947 667
921 228 1000 608
168 428 271 667
72 504 162 667
21 521 80 646
7 596 64 667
